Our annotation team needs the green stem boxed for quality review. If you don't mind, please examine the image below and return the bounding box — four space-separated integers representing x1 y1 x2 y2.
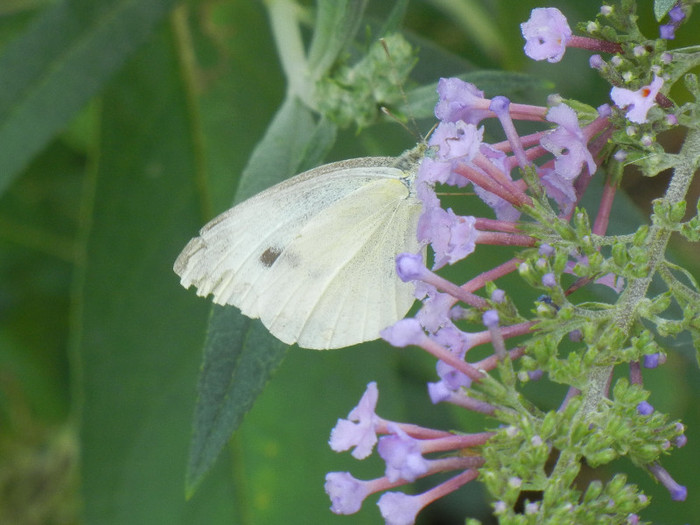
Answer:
545 128 700 508
581 126 700 415
265 0 311 105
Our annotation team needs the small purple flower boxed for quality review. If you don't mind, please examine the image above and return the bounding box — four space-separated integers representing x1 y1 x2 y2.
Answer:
525 501 540 514
428 380 453 403
539 244 555 257
610 75 664 124
416 157 453 187
433 323 472 353
541 104 597 180
589 54 605 70
674 423 687 448
329 382 381 459
381 318 426 348
528 369 544 381
669 5 685 23
494 500 508 513
431 121 483 162
659 3 685 39
417 122 483 188
325 472 370 514
540 167 577 214
521 7 572 63
377 491 424 525
542 273 557 288
482 309 499 329
569 329 583 342
491 288 506 303
435 77 491 125
416 293 455 334
648 463 687 501
597 104 612 118
396 253 428 282
427 325 473 392
659 24 676 39
436 355 473 389
378 425 430 482
613 149 627 162
419 207 478 270
642 353 660 369
637 401 654 416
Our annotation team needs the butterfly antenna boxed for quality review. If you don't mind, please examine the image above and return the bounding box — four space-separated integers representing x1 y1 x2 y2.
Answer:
380 37 423 142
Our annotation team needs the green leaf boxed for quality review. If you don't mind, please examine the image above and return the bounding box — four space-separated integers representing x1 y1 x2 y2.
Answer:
187 96 338 493
0 0 179 196
235 342 409 524
186 308 287 496
235 97 334 201
73 23 237 523
377 0 410 36
307 0 369 78
654 0 678 21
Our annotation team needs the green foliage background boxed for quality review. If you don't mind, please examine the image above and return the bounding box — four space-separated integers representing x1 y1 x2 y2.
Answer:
0 0 697 523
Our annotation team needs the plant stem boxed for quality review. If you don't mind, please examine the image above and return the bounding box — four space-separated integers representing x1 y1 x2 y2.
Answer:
581 126 700 414
265 0 310 104
544 128 700 513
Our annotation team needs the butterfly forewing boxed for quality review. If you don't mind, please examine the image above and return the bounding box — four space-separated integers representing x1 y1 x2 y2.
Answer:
255 176 422 348
174 155 423 349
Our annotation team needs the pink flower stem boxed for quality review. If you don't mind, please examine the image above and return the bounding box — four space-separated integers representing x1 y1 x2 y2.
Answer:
428 456 485 472
375 419 454 440
476 231 537 248
592 176 617 235
568 35 622 54
475 217 523 233
583 115 613 142
472 344 528 372
452 162 525 208
420 338 485 381
508 103 548 121
492 130 549 153
421 271 489 309
420 432 495 454
418 469 479 507
447 394 497 414
461 258 521 293
471 155 534 207
629 361 643 385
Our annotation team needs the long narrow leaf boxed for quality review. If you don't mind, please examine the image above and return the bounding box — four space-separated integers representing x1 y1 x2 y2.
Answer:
187 96 337 493
0 0 179 195
73 23 237 523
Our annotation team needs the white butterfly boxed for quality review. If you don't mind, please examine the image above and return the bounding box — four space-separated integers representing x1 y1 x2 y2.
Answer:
174 146 425 350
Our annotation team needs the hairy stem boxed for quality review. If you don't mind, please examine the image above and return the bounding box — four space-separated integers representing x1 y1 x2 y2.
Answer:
581 126 700 415
545 128 700 506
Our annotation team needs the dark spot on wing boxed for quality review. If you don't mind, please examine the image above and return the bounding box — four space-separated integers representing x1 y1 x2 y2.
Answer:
260 247 282 267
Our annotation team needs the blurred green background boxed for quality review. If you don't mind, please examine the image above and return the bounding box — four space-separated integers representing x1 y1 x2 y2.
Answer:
0 0 697 523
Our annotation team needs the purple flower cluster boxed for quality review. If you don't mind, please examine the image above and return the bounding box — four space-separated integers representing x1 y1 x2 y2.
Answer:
325 71 609 522
326 382 488 522
324 6 684 523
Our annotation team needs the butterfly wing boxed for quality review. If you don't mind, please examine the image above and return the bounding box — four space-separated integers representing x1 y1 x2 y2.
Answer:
253 176 422 349
174 157 422 349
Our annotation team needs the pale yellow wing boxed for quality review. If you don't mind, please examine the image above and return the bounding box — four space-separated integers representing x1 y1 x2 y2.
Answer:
174 155 423 350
